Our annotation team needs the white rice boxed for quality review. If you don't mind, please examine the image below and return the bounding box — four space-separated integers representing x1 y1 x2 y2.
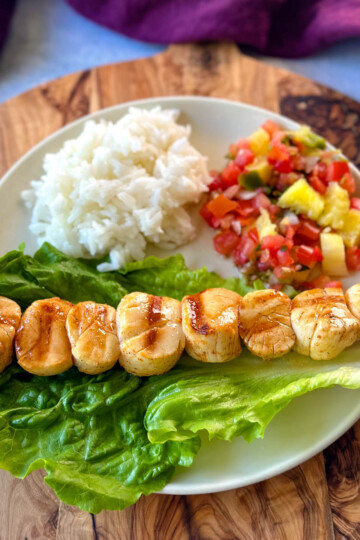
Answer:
22 107 210 271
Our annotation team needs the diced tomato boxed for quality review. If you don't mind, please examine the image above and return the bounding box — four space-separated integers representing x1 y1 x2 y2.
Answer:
285 224 298 241
237 139 251 150
339 172 356 194
296 220 321 241
208 176 223 191
261 235 286 251
350 197 360 211
262 120 280 138
221 161 241 188
234 148 255 169
267 204 281 220
308 175 327 195
199 203 220 228
310 274 332 288
312 162 328 183
213 230 239 256
277 247 294 266
296 245 323 266
327 161 350 182
346 247 360 271
267 143 293 173
324 281 343 289
228 139 251 157
235 198 259 218
207 194 238 219
248 227 259 244
232 236 256 265
273 266 287 279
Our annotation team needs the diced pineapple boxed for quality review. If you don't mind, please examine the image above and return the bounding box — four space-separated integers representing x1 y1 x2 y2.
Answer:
255 208 277 240
246 158 273 183
339 209 360 247
292 125 326 150
278 179 324 221
249 128 270 156
320 232 348 276
319 182 350 230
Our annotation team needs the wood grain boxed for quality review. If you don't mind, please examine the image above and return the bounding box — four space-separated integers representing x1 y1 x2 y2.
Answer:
0 42 359 539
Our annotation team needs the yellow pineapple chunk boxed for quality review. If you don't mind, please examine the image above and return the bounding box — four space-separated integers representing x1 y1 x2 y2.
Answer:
319 182 350 229
339 209 360 247
249 128 270 156
255 209 277 240
278 179 324 221
320 232 348 276
246 159 273 182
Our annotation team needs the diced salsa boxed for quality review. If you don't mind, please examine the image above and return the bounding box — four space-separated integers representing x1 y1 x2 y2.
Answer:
200 121 360 293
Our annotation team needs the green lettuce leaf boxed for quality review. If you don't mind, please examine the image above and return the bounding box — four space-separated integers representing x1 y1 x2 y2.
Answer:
0 365 200 513
0 242 254 308
145 350 360 444
0 243 360 513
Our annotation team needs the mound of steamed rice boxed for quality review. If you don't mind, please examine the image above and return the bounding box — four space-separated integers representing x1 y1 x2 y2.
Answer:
22 107 210 271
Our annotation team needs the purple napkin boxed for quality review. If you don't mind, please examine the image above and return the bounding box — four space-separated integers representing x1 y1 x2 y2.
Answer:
0 0 17 52
66 0 360 57
1 0 360 57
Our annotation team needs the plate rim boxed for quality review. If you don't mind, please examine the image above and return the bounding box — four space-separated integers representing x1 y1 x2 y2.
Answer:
1 94 360 496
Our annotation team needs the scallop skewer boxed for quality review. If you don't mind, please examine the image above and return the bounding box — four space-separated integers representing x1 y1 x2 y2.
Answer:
66 301 120 375
182 288 242 363
3 282 360 378
291 287 359 360
15 297 73 376
239 289 295 360
0 296 21 374
345 284 360 327
116 292 185 376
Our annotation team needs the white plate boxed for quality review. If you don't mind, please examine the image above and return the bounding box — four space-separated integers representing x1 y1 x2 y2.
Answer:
1 96 360 496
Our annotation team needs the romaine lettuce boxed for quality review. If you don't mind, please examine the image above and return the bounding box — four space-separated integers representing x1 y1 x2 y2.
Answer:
0 243 359 513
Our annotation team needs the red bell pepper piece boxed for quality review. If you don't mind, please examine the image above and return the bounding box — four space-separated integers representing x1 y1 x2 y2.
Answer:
207 194 238 219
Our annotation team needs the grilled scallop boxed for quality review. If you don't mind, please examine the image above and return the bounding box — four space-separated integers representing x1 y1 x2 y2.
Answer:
182 288 242 363
239 289 295 360
15 297 73 376
116 292 185 376
0 297 21 373
291 288 359 360
66 301 120 374
345 284 360 326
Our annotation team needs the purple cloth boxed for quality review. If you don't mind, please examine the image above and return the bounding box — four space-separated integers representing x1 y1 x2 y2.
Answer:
1 0 360 58
66 0 360 57
0 0 17 52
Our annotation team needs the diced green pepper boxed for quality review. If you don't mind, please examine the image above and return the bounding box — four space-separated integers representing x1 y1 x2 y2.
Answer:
239 171 263 190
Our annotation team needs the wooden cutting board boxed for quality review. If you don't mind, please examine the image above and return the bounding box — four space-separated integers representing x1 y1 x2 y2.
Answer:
0 43 360 540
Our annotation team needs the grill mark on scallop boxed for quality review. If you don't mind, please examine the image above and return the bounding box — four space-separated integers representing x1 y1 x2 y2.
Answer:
148 295 162 326
188 294 211 335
